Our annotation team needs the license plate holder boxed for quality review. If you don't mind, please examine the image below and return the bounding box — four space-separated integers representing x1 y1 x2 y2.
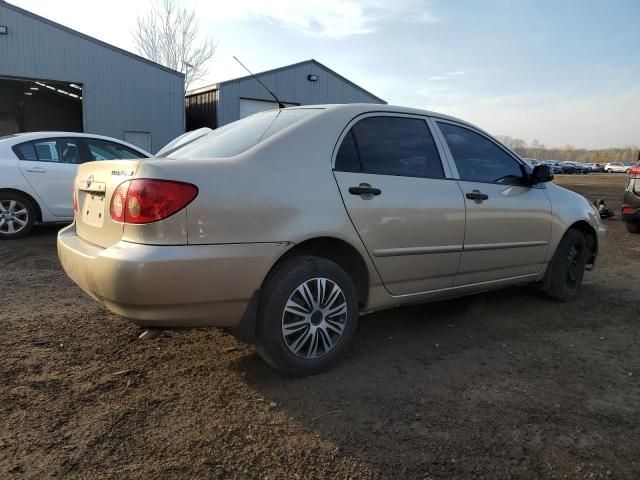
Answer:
80 189 106 228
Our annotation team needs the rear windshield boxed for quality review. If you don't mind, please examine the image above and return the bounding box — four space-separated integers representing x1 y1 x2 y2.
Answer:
163 108 322 159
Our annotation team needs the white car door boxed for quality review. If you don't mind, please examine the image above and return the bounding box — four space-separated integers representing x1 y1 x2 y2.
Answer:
15 138 84 218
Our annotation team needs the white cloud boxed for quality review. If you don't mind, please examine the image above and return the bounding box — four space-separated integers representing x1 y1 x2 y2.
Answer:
193 0 437 38
428 76 448 81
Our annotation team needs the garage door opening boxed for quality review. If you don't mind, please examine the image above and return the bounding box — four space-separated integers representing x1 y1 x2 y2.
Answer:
0 76 83 136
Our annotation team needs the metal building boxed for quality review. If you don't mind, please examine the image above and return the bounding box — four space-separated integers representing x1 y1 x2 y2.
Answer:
0 1 185 153
185 59 386 131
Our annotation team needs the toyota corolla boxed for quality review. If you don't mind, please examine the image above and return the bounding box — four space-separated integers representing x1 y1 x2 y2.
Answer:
58 104 605 375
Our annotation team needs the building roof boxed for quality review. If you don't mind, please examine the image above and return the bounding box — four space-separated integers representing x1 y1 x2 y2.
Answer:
186 59 385 103
1 0 184 78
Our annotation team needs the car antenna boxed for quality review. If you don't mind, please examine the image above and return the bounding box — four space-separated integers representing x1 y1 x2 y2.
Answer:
233 56 286 109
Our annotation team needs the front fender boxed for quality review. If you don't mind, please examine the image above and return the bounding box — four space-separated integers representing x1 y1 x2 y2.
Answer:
544 183 605 265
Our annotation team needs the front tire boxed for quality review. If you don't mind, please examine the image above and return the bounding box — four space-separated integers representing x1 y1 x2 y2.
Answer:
255 255 359 375
607 168 613 173
543 229 589 301
0 192 36 239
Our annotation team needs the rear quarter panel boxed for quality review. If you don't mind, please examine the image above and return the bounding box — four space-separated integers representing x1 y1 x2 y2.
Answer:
134 109 385 298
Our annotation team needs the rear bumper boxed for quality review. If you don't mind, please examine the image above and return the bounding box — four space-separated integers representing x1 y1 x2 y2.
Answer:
57 224 291 328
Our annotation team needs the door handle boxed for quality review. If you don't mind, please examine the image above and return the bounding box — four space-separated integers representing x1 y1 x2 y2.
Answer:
465 190 488 201
25 167 47 173
349 185 381 196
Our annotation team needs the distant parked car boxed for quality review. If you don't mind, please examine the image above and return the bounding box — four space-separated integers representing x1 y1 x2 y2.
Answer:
561 162 590 174
589 163 605 173
0 132 150 239
622 164 640 233
569 162 591 174
604 162 630 173
560 162 579 174
542 161 566 174
57 104 605 375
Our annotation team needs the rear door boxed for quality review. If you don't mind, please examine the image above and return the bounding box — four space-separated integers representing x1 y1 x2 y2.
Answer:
333 114 466 295
434 121 552 286
15 138 88 217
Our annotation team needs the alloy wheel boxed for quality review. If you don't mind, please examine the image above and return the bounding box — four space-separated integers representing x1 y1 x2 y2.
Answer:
281 277 348 359
0 200 29 235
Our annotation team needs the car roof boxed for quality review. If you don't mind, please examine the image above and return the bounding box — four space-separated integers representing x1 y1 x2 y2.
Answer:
0 132 150 155
286 103 483 131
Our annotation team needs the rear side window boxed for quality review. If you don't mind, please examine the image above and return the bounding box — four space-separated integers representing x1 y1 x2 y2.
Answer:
34 140 60 162
336 116 444 179
335 131 361 172
13 138 85 164
13 143 38 161
438 122 525 185
164 109 321 159
86 140 145 160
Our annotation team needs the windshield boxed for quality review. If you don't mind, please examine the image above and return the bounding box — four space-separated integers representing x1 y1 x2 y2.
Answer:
163 108 322 159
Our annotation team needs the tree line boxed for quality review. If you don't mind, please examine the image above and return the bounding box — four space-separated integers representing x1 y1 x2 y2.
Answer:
495 135 639 164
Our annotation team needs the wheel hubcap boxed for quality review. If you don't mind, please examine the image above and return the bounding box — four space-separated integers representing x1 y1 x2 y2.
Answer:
0 200 29 235
281 277 348 359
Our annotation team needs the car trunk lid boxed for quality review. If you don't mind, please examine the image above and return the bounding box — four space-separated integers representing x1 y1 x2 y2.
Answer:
75 160 141 248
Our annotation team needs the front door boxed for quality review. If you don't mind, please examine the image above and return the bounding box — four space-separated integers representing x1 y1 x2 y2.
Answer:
435 121 552 286
333 115 466 295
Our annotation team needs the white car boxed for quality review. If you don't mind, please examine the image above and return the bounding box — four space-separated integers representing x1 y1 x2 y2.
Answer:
0 132 149 239
604 162 630 173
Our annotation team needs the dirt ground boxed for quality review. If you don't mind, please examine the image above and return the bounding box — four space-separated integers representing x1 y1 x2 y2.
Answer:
1 174 639 479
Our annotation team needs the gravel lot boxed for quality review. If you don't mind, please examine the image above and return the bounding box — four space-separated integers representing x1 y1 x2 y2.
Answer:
1 174 639 479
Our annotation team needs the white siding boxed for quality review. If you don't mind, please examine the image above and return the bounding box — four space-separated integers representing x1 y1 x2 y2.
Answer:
216 60 385 127
0 2 185 152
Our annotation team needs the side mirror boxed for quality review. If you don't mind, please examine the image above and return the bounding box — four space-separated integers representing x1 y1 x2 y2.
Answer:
531 164 554 184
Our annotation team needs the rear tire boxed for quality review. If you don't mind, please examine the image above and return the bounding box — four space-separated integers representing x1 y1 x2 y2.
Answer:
626 222 640 234
543 229 589 302
255 255 359 375
0 192 36 240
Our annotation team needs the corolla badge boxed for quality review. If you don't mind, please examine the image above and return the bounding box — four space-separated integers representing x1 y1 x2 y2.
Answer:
111 170 135 176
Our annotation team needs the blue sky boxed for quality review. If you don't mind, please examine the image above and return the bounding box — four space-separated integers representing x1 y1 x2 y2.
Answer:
11 0 640 148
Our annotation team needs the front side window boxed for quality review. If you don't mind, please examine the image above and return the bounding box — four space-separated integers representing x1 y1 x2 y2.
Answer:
336 116 444 178
86 140 146 161
438 122 525 185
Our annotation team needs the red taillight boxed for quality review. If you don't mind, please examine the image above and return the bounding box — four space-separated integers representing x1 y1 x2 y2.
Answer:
622 207 637 214
110 179 198 224
629 165 640 178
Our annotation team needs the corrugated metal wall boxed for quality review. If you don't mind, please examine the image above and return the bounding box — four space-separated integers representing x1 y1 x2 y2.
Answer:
0 2 185 153
185 89 217 131
216 61 385 126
